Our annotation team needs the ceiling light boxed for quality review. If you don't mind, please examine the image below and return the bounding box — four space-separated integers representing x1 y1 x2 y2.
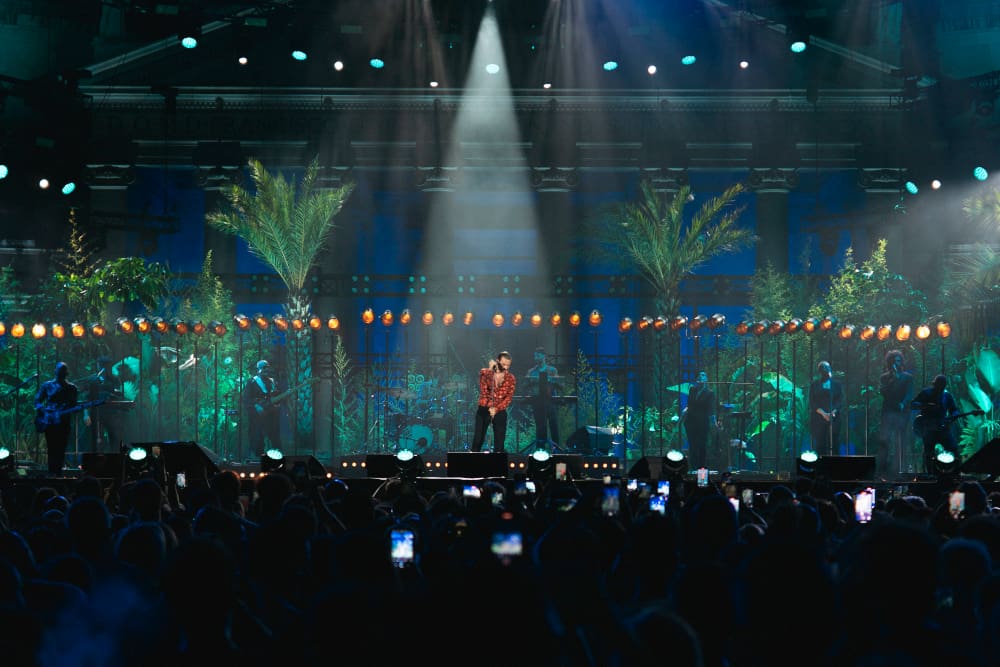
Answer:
485 63 500 74
681 55 696 66
602 61 618 71
370 58 385 69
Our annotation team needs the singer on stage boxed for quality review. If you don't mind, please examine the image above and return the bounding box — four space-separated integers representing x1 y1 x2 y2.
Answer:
470 351 516 453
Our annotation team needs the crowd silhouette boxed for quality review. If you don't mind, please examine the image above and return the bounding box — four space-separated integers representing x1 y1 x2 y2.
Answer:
0 464 999 666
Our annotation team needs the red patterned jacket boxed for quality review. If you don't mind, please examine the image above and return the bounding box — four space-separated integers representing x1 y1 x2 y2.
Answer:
477 368 516 411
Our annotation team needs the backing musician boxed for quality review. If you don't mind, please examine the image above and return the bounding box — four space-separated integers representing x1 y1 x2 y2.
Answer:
34 361 79 475
84 356 129 453
911 374 959 473
245 360 282 457
525 346 561 447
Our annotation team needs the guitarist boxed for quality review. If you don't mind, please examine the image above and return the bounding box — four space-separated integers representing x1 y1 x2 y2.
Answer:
878 349 914 477
246 360 282 458
911 374 960 473
34 361 79 475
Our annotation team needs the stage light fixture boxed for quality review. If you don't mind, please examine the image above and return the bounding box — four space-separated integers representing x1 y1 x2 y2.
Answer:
290 318 305 331
895 324 911 341
708 313 726 330
931 450 959 476
936 321 951 338
803 317 820 334
569 311 582 327
10 322 25 338
170 319 188 335
0 322 6 336
442 311 454 326
233 314 250 331
421 311 433 326
51 323 65 339
751 320 768 336
370 58 385 69
399 309 412 326
90 322 106 337
735 321 750 335
191 320 207 336
0 445 13 472
663 449 689 477
876 324 892 341
307 315 322 330
70 322 85 338
291 50 307 61
511 311 524 327
327 316 340 331
462 311 474 326
768 320 785 335
638 316 653 331
690 314 708 332
916 324 931 341
0 165 7 179
485 63 500 74
135 317 151 334
618 317 633 333
796 450 819 477
152 317 168 334
395 449 424 479
492 312 504 328
210 321 227 336
681 55 697 65
820 316 837 331
589 310 603 327
527 312 541 328
29 323 45 339
361 308 375 325
116 317 134 334
550 312 562 328
261 448 285 474
272 315 288 331
670 315 688 331
838 324 856 340
254 313 269 330
654 316 667 332
380 310 393 327
974 166 988 181
860 325 876 341
602 60 618 71
785 318 802 334
905 181 919 195
61 181 76 196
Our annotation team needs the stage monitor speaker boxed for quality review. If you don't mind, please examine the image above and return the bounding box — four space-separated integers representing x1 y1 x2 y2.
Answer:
566 426 615 454
131 441 221 477
281 455 327 479
365 454 400 478
817 455 875 481
81 452 124 481
447 452 508 478
628 456 668 480
961 439 1000 475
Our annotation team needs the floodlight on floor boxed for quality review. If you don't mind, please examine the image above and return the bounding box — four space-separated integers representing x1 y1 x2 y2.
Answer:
796 450 819 477
932 450 959 476
0 445 14 473
396 449 424 479
261 448 285 474
663 449 688 477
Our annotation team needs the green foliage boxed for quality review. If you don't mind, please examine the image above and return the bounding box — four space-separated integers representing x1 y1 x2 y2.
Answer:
585 180 755 313
809 240 926 325
206 157 355 296
330 335 363 456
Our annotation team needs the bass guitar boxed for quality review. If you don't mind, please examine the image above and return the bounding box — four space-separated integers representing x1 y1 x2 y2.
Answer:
255 377 320 411
35 399 106 432
913 409 984 438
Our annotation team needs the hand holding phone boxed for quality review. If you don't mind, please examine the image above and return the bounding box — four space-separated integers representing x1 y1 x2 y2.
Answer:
949 491 965 519
854 488 874 524
696 468 709 487
390 528 415 568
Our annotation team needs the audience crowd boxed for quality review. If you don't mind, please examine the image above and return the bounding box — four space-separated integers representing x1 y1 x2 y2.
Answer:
1 463 1000 667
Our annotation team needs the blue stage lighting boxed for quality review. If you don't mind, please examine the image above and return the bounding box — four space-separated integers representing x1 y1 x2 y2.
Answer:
291 50 308 61
905 181 918 195
974 166 989 181
603 61 618 71
681 55 697 66
790 41 807 53
370 58 385 69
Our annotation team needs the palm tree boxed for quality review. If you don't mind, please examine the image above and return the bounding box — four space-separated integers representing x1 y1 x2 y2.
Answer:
207 157 355 448
587 180 754 315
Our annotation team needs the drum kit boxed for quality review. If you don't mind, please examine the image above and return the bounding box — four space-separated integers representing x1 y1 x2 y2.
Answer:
381 376 470 454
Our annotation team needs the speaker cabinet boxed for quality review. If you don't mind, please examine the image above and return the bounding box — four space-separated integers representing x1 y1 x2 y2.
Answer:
131 441 221 477
365 454 400 478
566 426 616 454
961 439 1000 474
81 452 125 482
817 455 875 481
447 452 508 478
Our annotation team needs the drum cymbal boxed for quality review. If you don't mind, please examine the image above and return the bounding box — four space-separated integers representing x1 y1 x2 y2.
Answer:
386 387 418 399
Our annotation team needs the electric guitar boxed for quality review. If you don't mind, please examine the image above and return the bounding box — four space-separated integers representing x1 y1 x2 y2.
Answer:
913 409 984 438
254 377 320 411
35 399 106 432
